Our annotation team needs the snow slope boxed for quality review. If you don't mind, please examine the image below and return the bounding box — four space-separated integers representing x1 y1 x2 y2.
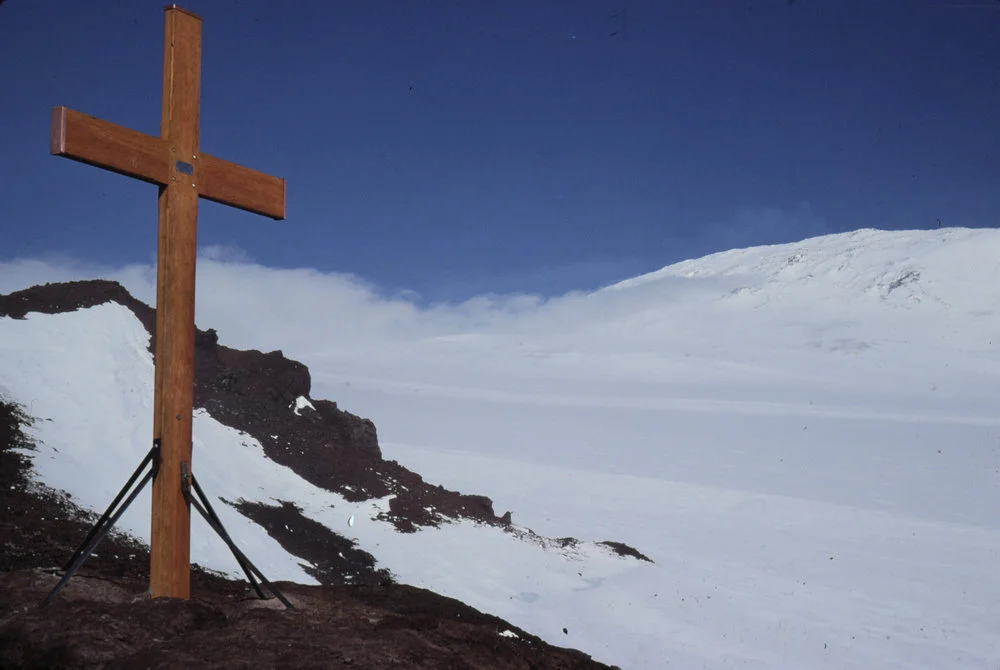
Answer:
3 226 1000 668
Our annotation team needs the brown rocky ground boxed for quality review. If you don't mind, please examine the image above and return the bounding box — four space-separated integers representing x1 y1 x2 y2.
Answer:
0 280 648 668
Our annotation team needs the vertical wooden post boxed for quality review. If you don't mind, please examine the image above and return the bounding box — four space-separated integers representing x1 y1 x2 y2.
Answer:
49 4 285 600
150 5 202 600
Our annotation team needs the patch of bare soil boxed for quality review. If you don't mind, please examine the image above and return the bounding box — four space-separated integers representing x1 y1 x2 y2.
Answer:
0 569 613 669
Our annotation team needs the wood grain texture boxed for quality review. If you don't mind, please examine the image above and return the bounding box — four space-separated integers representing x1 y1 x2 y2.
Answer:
149 4 203 602
150 180 199 601
163 3 202 21
198 153 286 220
50 106 170 186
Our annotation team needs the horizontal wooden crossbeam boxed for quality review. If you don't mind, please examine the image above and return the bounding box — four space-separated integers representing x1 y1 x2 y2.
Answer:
51 106 170 186
50 106 286 220
197 153 286 221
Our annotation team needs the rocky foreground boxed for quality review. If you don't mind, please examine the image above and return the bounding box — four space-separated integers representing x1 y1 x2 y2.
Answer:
0 398 615 669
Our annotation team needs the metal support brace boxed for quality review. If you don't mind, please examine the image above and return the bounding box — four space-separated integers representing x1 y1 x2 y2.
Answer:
40 442 159 607
181 461 293 609
41 440 291 609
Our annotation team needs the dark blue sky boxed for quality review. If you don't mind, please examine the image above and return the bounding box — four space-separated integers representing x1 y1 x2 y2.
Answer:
2 0 998 301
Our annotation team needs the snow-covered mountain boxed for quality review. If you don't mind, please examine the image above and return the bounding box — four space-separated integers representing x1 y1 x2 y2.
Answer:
601 226 999 391
2 227 1000 669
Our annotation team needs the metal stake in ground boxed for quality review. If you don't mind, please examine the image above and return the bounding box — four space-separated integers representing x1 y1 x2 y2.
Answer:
48 4 286 600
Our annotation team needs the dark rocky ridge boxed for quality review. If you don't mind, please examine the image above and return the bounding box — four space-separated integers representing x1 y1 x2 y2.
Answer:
0 279 498 535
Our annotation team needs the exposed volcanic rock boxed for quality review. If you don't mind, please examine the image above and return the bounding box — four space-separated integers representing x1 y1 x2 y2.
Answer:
0 399 615 669
0 280 501 533
599 541 653 563
0 570 614 669
192 326 498 533
233 499 393 586
0 280 151 323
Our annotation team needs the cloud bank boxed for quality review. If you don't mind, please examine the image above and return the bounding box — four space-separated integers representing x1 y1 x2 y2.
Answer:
0 248 735 357
3 225 995 415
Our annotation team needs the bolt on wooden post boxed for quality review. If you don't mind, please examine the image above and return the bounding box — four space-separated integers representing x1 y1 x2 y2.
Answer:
49 4 286 599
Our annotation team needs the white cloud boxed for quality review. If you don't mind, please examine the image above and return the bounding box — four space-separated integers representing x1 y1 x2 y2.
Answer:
198 244 254 264
1 226 998 411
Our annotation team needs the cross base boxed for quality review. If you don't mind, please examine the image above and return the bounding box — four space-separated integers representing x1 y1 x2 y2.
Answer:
40 440 292 609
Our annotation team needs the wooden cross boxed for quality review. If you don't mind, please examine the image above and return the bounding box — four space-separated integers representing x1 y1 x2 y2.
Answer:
49 5 286 600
